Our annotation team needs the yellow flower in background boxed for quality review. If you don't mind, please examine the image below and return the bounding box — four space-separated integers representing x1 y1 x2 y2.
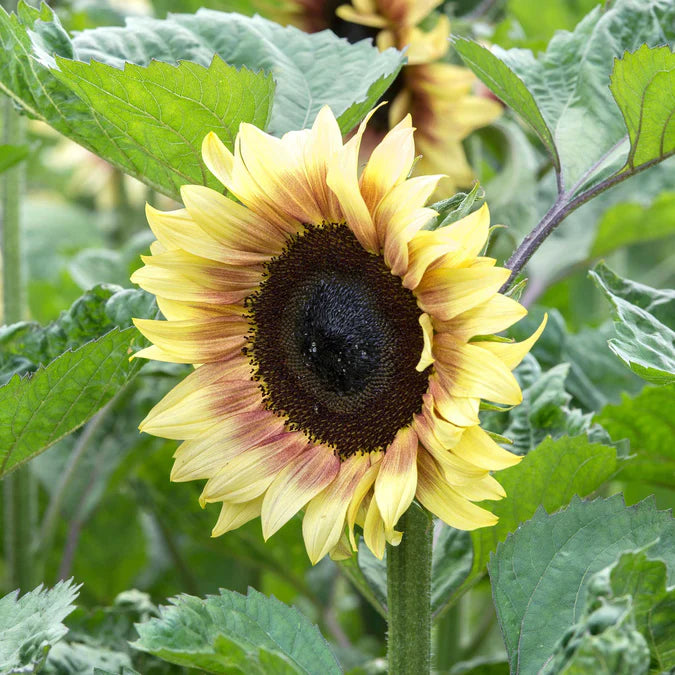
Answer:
337 0 503 197
131 107 545 564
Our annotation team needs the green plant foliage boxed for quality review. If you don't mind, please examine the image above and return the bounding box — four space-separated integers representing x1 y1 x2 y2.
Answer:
590 191 675 257
0 327 144 478
608 551 675 672
68 10 403 137
482 354 610 454
0 579 80 673
0 3 402 200
489 495 674 674
0 284 155 384
590 263 675 384
431 526 473 616
456 0 675 193
468 436 622 590
132 587 341 674
596 384 675 489
0 143 29 173
51 55 274 200
610 44 675 172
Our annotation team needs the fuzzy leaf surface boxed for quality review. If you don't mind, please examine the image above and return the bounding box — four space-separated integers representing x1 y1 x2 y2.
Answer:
596 384 675 489
132 587 340 674
610 44 675 171
456 0 675 193
0 580 80 673
469 436 621 586
69 10 403 137
490 496 674 674
590 263 675 384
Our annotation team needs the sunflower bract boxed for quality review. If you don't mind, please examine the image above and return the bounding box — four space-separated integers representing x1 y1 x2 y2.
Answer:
131 106 545 564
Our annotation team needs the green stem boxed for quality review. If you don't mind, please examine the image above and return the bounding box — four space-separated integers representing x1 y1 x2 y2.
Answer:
387 504 433 675
2 95 34 591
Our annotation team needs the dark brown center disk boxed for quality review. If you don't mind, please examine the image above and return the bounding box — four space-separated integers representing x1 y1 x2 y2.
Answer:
245 223 430 458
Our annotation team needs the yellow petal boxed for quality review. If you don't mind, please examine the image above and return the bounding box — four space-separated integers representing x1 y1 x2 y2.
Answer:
363 496 386 560
202 131 235 188
427 379 480 426
374 426 418 535
211 497 263 537
360 115 415 214
437 293 527 340
416 313 434 371
302 453 369 565
476 314 548 370
180 184 287 263
452 425 521 471
201 431 308 504
133 316 247 364
326 109 380 253
335 4 387 27
171 410 285 482
451 474 506 501
416 264 510 321
416 450 498 530
346 455 382 549
434 336 523 405
261 444 340 540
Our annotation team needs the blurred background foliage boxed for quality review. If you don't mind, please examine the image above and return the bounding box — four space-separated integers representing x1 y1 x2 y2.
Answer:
0 0 673 673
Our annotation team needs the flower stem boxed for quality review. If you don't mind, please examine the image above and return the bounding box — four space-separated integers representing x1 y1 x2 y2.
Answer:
2 94 34 591
386 504 433 675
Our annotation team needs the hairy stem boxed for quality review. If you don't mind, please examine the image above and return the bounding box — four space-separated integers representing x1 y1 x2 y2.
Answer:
2 92 35 591
387 505 433 674
502 154 673 291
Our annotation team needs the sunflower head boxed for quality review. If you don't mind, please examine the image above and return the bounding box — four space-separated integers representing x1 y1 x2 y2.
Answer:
131 106 545 564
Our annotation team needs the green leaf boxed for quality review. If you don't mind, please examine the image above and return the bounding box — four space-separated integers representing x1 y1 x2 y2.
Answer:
132 587 341 674
596 384 675 490
0 143 29 173
431 525 472 615
453 39 559 170
51 55 274 200
610 44 675 172
456 0 675 192
46 641 135 675
489 495 674 674
0 326 145 478
469 436 622 590
608 551 675 672
0 4 402 200
544 574 650 675
68 10 403 137
482 354 611 454
0 579 80 673
0 284 155 384
590 263 675 384
590 191 675 257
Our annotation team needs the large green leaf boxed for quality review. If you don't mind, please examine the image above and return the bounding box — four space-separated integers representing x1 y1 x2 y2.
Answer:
0 284 154 384
489 495 674 675
608 551 675 672
469 436 621 587
51 55 274 200
0 326 145 478
456 0 675 193
0 3 402 200
132 588 341 674
596 384 675 489
611 44 675 172
0 580 80 673
590 263 675 384
590 191 675 257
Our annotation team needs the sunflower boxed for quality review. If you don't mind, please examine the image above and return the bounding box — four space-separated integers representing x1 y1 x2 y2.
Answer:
131 106 545 564
336 0 503 196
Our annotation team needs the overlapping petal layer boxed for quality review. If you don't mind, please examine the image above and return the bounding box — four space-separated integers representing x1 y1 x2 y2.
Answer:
132 106 543 564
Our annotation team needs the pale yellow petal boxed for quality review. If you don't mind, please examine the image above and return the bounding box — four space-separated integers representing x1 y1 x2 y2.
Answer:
416 450 498 530
202 131 235 188
302 453 369 565
476 314 548 370
451 425 521 471
416 313 434 371
211 497 263 537
451 474 506 501
374 426 418 535
261 444 340 539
